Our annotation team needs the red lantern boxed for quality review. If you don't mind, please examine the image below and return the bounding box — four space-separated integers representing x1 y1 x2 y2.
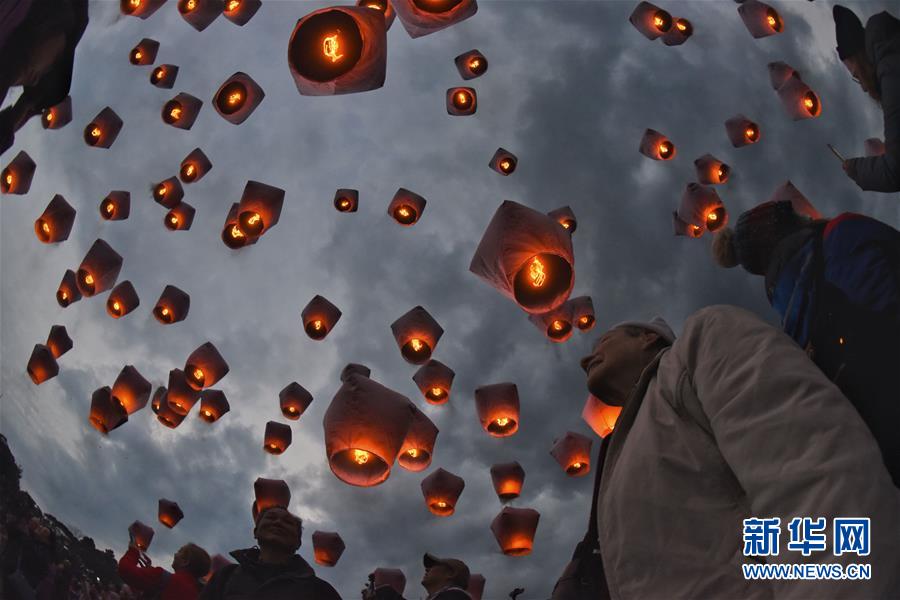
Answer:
254 477 291 514
46 325 73 359
27 345 58 385
323 364 415 486
158 499 184 528
446 87 476 115
391 0 477 38
107 280 140 318
221 203 258 249
89 386 128 434
153 285 190 324
865 138 885 157
312 531 346 567
490 461 525 502
301 295 342 340
151 386 166 414
768 61 797 90
203 554 234 583
456 49 487 79
390 305 443 365
356 0 395 30
568 296 595 331
177 0 222 31
162 93 202 130
287 6 387 96
421 467 464 516
529 302 575 343
582 394 621 438
1 151 36 195
411 359 455 405
387 187 426 226
639 128 676 161
777 74 821 120
373 569 406 595
661 17 692 46
166 369 200 415
768 180 821 220
629 1 672 39
164 202 196 231
214 72 265 125
223 0 261 25
236 180 285 240
34 194 76 244
280 382 313 420
83 107 123 149
694 154 730 185
738 0 783 38
467 574 486 600
198 390 230 423
547 205 577 234
489 148 516 176
490 507 540 556
397 405 438 472
185 342 229 391
725 114 760 148
57 269 81 308
673 183 727 238
475 383 519 437
77 239 123 297
129 38 159 65
334 188 359 213
550 431 592 477
157 399 188 429
100 191 130 221
128 521 154 551
120 0 165 19
111 365 152 415
150 64 178 88
264 421 292 455
180 148 212 183
470 200 575 314
42 97 72 130
152 177 184 208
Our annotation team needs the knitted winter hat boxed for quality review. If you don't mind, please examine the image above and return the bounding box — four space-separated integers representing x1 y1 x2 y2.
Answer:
712 200 804 276
834 5 865 60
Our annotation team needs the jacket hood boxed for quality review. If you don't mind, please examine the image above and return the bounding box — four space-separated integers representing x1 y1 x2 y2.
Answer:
865 11 900 67
229 547 315 578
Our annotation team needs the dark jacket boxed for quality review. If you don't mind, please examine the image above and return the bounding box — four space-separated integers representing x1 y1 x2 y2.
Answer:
428 588 472 600
198 548 340 600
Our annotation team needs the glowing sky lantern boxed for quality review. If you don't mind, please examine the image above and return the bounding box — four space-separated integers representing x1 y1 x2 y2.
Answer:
34 195 76 244
1 151 36 195
166 369 200 416
204 555 234 584
566 295 595 332
455 49 487 79
264 421 292 455
89 386 128 435
725 114 760 148
106 280 139 319
153 285 190 325
46 325 73 360
76 239 123 297
391 0 477 38
313 531 346 567
221 203 258 249
467 574 486 600
111 365 152 415
83 107 123 148
639 128 676 161
547 205 577 234
223 0 260 26
158 499 184 529
420 468 464 516
776 74 821 120
767 180 821 220
177 0 222 31
120 0 165 19
57 270 81 308
150 64 179 88
151 386 166 414
280 382 313 420
164 202 196 232
214 72 265 125
356 0 396 30
489 147 517 176
474 382 519 437
236 180 285 241
629 1 672 40
387 188 427 226
152 177 184 208
673 183 728 239
397 405 438 472
42 96 72 130
129 38 159 65
491 507 540 556
661 17 692 46
694 154 730 185
156 395 188 429
185 342 230 391
582 394 622 438
412 359 455 405
767 61 797 91
162 93 202 130
490 461 525 502
738 0 783 38
198 390 230 423
529 301 575 343
334 188 359 212
446 87 476 115
390 306 444 365
301 295 342 340
27 345 58 385
128 521 154 551
100 191 130 221
254 477 291 515
180 148 212 183
550 431 593 477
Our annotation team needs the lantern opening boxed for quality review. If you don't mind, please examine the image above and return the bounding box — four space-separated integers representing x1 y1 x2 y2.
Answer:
547 319 573 340
289 11 363 83
165 212 181 230
428 500 455 516
158 414 178 427
305 319 329 340
181 163 198 182
84 124 102 145
560 219 576 231
44 112 54 125
425 387 447 403
77 270 96 295
412 0 463 14
223 225 248 249
705 207 727 232
130 49 143 64
265 443 285 455
58 291 70 305
716 164 730 183
392 205 418 225
364 0 387 12
163 101 184 124
802 91 820 116
765 8 783 32
35 220 51 243
690 225 702 238
238 211 264 236
488 416 517 436
498 158 515 174
744 124 759 142
566 461 588 476
402 448 431 469
154 305 174 323
178 0 196 13
512 253 572 311
123 0 142 14
502 540 533 556
652 10 672 32
200 409 216 422
452 90 473 109
216 81 248 115
577 315 595 330
467 56 487 76
102 201 116 218
331 448 389 483
657 141 674 159
675 19 691 34
153 67 166 82
335 197 353 211
225 0 240 12
187 366 205 388
497 482 521 501
110 300 123 316
401 338 432 363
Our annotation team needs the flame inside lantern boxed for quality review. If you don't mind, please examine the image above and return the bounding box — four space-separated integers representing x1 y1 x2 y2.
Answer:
35 220 52 242
223 223 247 249
547 319 573 340
657 141 674 159
78 270 96 295
153 67 165 82
765 8 783 32
566 461 587 476
166 212 180 229
489 416 517 436
181 163 197 182
84 124 102 145
802 91 820 117
305 318 329 340
392 205 418 225
131 49 143 64
216 81 248 115
200 409 216 422
225 0 240 12
512 253 572 311
426 386 448 403
429 498 454 516
163 101 183 124
155 183 169 201
154 305 174 323
364 0 386 12
188 367 205 388
102 200 116 217
744 124 759 143
179 0 196 13
57 290 70 306
453 90 472 109
402 337 432 362
705 207 726 232
468 56 487 76
335 197 353 211
1 169 13 193
412 0 463 14
123 0 142 14
498 158 515 174
715 164 730 183
577 314 595 330
652 10 673 32
238 211 264 236
290 11 363 83
44 111 54 125
110 299 123 317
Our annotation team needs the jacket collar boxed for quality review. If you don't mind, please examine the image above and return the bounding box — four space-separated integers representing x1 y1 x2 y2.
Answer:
228 547 315 578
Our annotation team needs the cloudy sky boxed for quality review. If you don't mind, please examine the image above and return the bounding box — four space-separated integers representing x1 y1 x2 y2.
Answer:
2 0 899 597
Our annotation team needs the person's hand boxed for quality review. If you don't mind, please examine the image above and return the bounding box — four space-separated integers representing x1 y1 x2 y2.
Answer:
137 552 151 568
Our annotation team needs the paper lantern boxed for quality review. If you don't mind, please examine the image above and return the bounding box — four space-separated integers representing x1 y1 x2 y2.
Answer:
214 72 265 125
456 49 487 80
470 200 575 314
128 521 154 551
529 302 574 343
491 507 540 556
489 148 516 176
1 151 36 195
223 0 260 25
264 421 292 455
120 0 165 19
725 114 760 147
467 574 486 600
57 269 81 307
221 203 258 249
582 394 621 438
421 467 464 516
738 0 783 38
312 531 345 567
280 382 313 420
151 386 166 414
768 61 797 90
184 342 229 391
180 148 212 183
177 0 222 31
77 239 123 296
288 6 387 96
83 107 123 148
129 38 159 65
490 462 525 502
865 138 885 157
27 345 58 385
111 365 152 415
447 87 476 115
390 306 443 364
694 154 730 185
100 191 130 221
356 0 395 30
198 390 230 423
157 396 188 429
107 280 140 318
254 478 291 514
323 365 415 486
550 431 592 477
204 555 234 583
164 202 196 231
301 295 342 340
672 183 727 239
236 180 285 239
639 129 676 160
768 180 821 220
629 1 672 39
661 17 692 45
34 194 76 244
547 205 577 234
334 188 358 213
567 295 595 331
150 64 178 88
46 326 73 359
412 359 455 405
162 93 202 130
373 569 406 595
475 383 519 437
158 499 184 529
777 75 821 120
42 97 72 130
398 405 438 472
151 177 184 209
166 369 200 415
89 386 128 434
391 0 477 38
387 188 426 226
153 285 190 324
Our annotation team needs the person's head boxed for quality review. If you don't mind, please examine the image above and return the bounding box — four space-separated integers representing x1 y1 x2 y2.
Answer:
253 506 302 554
421 553 470 593
171 543 211 579
834 5 880 103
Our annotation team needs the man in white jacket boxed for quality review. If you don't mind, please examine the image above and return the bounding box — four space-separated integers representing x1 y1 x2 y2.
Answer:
580 305 900 598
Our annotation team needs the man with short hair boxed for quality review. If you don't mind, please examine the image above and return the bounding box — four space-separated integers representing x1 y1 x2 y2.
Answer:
118 539 210 600
421 554 471 600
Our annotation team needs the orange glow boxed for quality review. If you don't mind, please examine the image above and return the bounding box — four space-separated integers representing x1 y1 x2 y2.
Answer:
61 292 68 300
84 274 95 286
398 207 410 218
287 406 297 414
268 443 279 451
804 98 814 109
469 58 481 70
766 15 776 28
323 34 344 63
551 320 564 331
410 338 424 352
313 320 323 330
169 107 182 120
161 307 170 317
169 215 179 226
744 125 759 142
691 225 702 237
4 173 12 187
499 159 511 172
227 91 243 106
339 199 350 209
226 0 240 11
658 141 672 158
677 21 687 31
113 301 121 312
431 387 443 397
40 221 50 235
707 211 718 222
353 449 370 465
456 92 469 106
130 0 141 6
185 164 195 177
230 225 244 239
247 213 261 226
186 0 196 10
91 127 101 138
717 168 725 180
571 462 582 469
157 184 168 196
561 221 571 230
528 256 547 287
407 448 420 458
436 501 448 508
134 51 142 61
579 316 590 325
496 417 510 427
203 410 213 418
104 202 115 215
193 368 204 382
153 67 165 81
46 112 54 122
839 336 845 345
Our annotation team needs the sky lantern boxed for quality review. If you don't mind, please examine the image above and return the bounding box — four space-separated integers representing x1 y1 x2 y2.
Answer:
475 382 519 437
490 461 525 502
673 183 727 238
489 148 516 176
180 148 212 183
390 305 443 364
83 107 123 149
725 114 760 147
162 93 202 130
446 87 476 115
455 49 487 79
198 390 230 423
397 405 438 472
280 382 313 420
411 359 455 405
387 188 426 226
221 203 258 249
373 569 406 595
157 398 188 429
639 128 676 160
1 151 36 195
27 345 58 385
694 154 730 185
254 477 291 515
467 574 486 600
550 431 593 477
158 499 184 529
356 0 395 30
164 202 196 231
57 270 81 308
334 188 359 213
129 38 159 65
264 421 292 454
153 285 190 324
547 205 577 234
150 64 178 88
738 0 783 38
323 364 416 487
167 369 200 416
107 280 140 318
529 302 575 343
151 386 166 414
865 138 885 157
236 180 285 241
76 239 123 297
421 467 464 516
34 194 76 244
100 191 130 221
223 0 261 25
128 521 154 551
120 0 165 19
776 74 821 120
111 365 152 415
629 1 672 40
177 0 222 31
661 17 692 45
204 555 234 584
312 531 345 567
153 177 184 208
214 72 265 125
301 295 342 340
470 200 575 314
582 394 622 438
288 6 387 96
89 386 128 434
185 342 229 391
567 295 595 332
46 325 73 359
491 507 540 556
768 61 797 90
391 0 477 38
42 97 72 130
768 180 821 220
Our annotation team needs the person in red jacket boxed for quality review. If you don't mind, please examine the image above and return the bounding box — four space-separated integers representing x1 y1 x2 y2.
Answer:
118 537 211 600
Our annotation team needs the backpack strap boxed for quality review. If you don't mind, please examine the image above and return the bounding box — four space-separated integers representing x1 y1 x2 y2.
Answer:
587 435 612 540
